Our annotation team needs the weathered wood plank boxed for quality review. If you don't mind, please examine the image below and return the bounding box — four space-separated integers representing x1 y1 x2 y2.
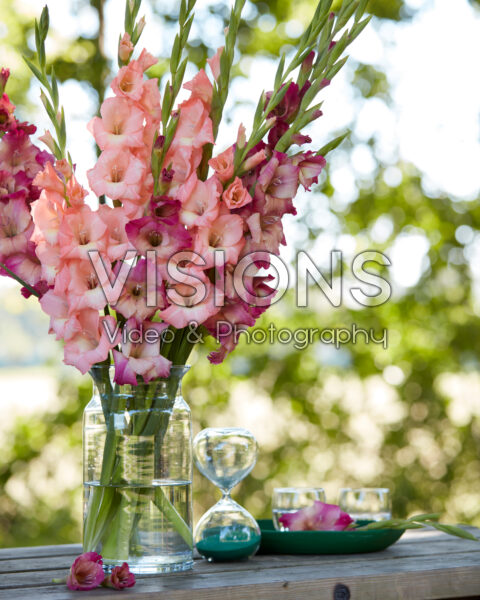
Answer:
1 548 479 598
0 561 479 600
1 533 479 576
0 545 81 561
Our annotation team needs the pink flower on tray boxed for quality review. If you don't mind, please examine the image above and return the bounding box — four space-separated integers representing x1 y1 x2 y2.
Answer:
66 552 105 591
103 562 136 590
279 501 354 532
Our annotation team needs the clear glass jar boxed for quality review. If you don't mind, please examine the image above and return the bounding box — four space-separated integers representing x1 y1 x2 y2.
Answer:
83 365 193 574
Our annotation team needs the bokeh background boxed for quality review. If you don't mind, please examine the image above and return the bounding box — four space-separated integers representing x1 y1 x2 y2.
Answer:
1 0 480 548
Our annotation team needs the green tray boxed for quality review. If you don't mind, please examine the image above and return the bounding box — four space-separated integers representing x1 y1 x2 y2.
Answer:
257 519 405 554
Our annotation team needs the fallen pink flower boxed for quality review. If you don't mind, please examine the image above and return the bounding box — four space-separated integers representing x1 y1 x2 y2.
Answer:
66 552 105 591
103 563 136 590
279 501 354 532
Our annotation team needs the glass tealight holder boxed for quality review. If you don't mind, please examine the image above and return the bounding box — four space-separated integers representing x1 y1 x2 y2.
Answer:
338 488 391 522
193 427 261 561
272 487 326 531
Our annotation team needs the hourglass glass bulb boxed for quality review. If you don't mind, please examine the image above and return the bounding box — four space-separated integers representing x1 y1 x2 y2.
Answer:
193 427 258 493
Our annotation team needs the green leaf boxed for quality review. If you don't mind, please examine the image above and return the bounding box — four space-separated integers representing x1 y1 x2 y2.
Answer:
407 513 441 522
23 56 46 85
428 522 479 542
317 130 350 156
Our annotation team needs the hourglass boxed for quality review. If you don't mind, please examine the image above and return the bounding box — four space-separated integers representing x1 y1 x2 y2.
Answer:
193 427 261 561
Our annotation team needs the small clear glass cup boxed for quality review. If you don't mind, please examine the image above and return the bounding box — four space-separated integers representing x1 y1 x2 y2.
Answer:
338 488 391 522
272 487 326 531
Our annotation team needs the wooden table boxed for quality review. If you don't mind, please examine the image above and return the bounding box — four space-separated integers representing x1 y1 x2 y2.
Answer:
1 527 480 599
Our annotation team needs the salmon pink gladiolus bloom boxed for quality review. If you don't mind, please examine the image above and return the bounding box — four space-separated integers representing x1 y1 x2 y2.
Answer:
160 269 219 329
223 177 252 210
58 205 107 261
207 46 224 81
88 97 145 150
209 146 234 183
183 69 213 109
178 174 221 228
113 318 171 385
173 98 213 150
87 148 145 201
111 62 144 101
193 214 245 268
67 552 105 591
63 313 119 374
279 501 354 532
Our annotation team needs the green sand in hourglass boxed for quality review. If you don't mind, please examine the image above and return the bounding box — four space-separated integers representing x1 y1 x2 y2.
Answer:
193 428 261 562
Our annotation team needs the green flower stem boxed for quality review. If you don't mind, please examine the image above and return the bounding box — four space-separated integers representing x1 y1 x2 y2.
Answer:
0 262 40 297
198 0 247 180
154 487 193 548
24 6 68 161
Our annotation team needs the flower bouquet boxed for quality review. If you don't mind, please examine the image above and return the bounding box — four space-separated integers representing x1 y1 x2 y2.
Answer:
0 0 370 573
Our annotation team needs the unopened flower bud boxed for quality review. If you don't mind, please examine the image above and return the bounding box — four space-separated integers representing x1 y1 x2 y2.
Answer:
154 135 165 152
118 32 134 63
300 51 315 75
0 68 10 95
38 130 56 153
236 123 246 149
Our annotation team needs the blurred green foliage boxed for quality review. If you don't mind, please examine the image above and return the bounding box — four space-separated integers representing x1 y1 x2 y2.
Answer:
0 0 479 548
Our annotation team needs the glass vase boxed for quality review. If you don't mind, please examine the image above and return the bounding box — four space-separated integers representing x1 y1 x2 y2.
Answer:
83 365 193 574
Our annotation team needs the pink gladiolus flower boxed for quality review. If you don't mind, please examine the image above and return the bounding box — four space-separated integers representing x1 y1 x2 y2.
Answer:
66 259 114 312
104 562 136 590
40 289 81 341
223 177 252 210
137 48 157 73
0 128 43 177
278 501 354 532
178 174 221 228
58 205 107 261
118 32 134 63
113 318 171 385
292 151 326 191
38 130 56 154
256 151 299 217
183 69 213 108
32 161 65 195
207 46 224 81
209 146 235 183
173 98 214 150
114 259 160 321
2 242 42 286
193 214 245 268
244 212 285 256
138 78 161 127
111 62 144 101
205 301 255 365
160 268 219 329
66 552 105 591
87 148 145 201
98 204 132 262
149 196 181 226
0 197 33 258
88 97 145 150
64 313 119 374
126 215 191 260
242 148 267 172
